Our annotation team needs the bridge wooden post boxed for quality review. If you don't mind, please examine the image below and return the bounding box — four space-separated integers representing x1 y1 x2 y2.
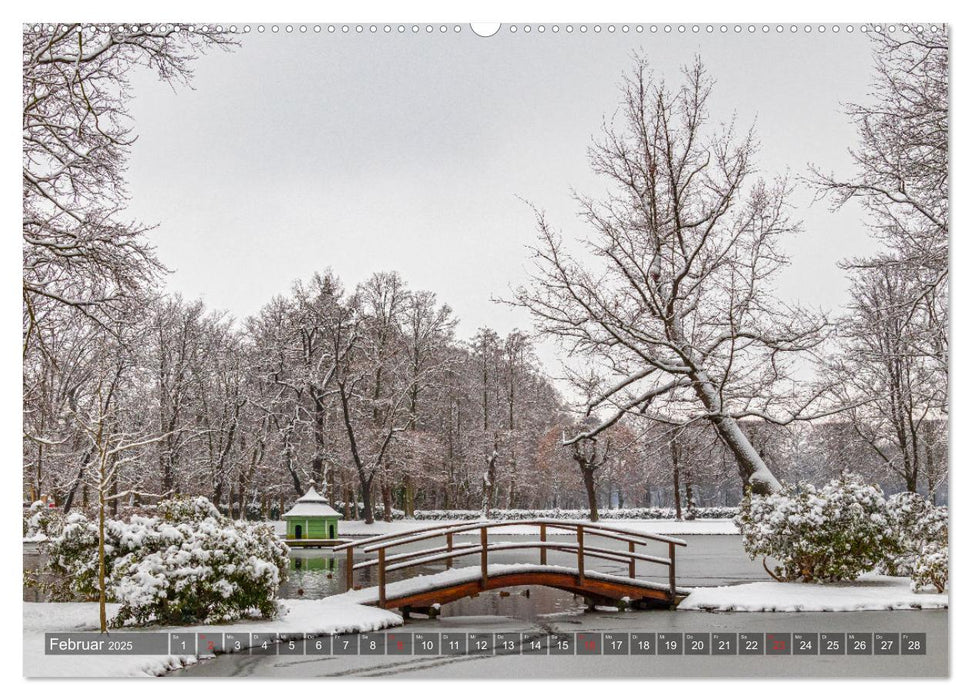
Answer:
346 545 355 591
539 524 547 565
480 527 488 588
446 532 454 568
668 542 677 606
576 525 585 585
628 541 636 579
378 547 387 608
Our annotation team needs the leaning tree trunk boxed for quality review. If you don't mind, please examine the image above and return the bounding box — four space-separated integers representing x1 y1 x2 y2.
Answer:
691 371 782 495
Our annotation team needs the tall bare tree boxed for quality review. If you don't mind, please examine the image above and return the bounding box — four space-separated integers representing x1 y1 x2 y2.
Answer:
831 267 946 494
812 25 948 376
515 58 828 495
811 25 948 496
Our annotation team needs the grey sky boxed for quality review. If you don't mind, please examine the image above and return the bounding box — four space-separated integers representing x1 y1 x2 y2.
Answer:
125 26 878 370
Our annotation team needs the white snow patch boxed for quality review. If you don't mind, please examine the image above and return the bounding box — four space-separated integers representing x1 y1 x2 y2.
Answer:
679 573 948 612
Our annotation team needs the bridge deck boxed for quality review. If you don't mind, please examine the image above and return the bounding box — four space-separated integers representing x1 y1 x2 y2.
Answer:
334 563 691 611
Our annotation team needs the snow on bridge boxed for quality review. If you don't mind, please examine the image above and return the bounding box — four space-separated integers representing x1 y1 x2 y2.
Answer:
332 519 689 613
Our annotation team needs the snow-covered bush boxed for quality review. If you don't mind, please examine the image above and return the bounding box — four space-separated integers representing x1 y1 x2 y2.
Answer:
881 492 948 591
911 540 948 593
43 511 103 601
735 473 896 582
44 496 289 626
23 500 63 540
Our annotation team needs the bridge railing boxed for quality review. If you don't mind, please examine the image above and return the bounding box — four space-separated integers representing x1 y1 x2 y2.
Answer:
333 519 687 607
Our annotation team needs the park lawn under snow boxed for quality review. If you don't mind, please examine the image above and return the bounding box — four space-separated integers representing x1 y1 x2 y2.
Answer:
679 573 948 613
271 518 740 537
23 598 401 677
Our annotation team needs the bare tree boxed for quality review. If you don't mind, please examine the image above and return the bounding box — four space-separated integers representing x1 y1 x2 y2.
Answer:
401 290 456 514
811 25 948 377
23 24 234 356
515 58 828 495
333 274 412 524
569 424 610 522
830 267 946 493
64 313 174 631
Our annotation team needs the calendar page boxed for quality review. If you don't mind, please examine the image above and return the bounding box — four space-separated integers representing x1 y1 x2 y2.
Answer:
21 14 950 684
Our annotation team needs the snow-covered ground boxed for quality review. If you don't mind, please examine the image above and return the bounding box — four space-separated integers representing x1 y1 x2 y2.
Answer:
23 598 401 677
270 518 740 538
679 573 948 612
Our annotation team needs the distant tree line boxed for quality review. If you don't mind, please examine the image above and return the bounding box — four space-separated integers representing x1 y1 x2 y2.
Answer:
22 25 948 524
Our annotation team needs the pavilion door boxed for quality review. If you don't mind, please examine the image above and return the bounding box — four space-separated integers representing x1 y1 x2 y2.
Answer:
295 524 303 539
328 523 335 539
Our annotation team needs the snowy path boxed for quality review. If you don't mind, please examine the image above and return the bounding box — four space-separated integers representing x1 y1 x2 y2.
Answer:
175 607 949 678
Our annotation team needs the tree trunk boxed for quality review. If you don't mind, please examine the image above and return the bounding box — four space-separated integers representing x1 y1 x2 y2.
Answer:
97 448 108 633
62 448 93 515
381 477 393 523
582 468 599 522
482 438 498 518
357 476 375 524
672 438 683 520
691 370 782 495
403 475 415 518
683 468 695 521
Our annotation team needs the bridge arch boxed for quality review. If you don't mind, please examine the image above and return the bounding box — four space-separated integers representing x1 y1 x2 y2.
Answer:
333 519 687 611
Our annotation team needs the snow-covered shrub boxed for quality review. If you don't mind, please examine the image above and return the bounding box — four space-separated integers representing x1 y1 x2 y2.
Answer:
911 540 948 593
43 511 103 601
880 492 948 591
881 492 948 576
23 500 63 540
735 473 896 582
44 496 289 626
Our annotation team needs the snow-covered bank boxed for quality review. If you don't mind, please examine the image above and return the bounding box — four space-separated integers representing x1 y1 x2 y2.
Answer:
270 518 740 538
679 574 948 612
23 599 401 677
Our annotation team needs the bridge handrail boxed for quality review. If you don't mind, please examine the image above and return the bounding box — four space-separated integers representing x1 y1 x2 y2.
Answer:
385 543 632 573
356 541 672 574
352 519 686 554
352 542 481 570
332 520 491 551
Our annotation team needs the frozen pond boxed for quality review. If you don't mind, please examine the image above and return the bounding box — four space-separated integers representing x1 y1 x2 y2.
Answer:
171 534 946 678
171 608 948 678
23 534 947 678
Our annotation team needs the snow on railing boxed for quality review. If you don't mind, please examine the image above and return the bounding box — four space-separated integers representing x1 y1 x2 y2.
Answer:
334 519 686 608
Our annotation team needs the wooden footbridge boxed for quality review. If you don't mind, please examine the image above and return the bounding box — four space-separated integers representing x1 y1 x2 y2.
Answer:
333 520 689 614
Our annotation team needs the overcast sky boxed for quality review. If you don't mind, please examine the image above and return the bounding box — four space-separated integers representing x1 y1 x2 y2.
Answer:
125 25 878 370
